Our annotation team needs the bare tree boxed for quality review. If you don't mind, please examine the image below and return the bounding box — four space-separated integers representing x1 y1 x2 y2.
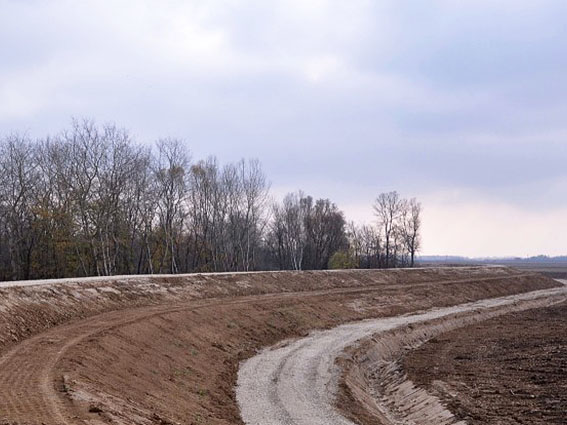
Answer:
267 193 347 270
303 198 347 269
186 157 223 271
231 159 270 271
268 192 308 270
373 191 403 268
0 119 424 280
347 222 382 268
400 198 421 267
0 134 39 280
34 137 76 277
153 138 190 274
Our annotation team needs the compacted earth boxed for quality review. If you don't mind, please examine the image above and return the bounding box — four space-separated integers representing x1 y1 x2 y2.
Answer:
0 267 562 425
404 301 567 425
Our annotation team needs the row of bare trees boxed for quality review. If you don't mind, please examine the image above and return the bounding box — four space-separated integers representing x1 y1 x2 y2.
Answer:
0 120 421 281
346 192 422 269
0 121 271 280
266 192 348 270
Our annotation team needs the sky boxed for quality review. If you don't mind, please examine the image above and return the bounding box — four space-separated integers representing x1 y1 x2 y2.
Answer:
1 0 566 257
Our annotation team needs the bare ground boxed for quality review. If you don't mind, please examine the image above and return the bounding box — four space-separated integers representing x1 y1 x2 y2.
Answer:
0 267 559 425
404 301 567 425
237 286 566 425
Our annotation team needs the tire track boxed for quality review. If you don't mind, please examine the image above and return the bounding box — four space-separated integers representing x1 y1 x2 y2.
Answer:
0 273 549 425
0 281 441 425
236 285 567 425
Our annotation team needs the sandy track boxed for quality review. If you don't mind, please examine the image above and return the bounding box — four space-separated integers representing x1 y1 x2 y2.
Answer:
0 280 473 425
0 268 557 425
0 267 489 289
0 286 385 424
236 285 567 425
0 270 299 289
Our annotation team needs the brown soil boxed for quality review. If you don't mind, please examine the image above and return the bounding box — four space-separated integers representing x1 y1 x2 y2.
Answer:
404 302 567 425
1 267 522 352
0 268 559 425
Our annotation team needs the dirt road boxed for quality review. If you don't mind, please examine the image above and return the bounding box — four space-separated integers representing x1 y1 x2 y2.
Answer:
236 286 567 425
0 268 559 425
1 288 374 424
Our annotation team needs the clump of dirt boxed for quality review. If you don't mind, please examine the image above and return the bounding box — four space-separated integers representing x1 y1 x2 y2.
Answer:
404 302 567 425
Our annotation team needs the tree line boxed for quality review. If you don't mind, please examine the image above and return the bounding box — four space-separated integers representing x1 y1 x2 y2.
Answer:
0 120 421 281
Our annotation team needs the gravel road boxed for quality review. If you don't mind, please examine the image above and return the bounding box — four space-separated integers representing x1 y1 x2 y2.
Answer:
0 271 267 288
0 266 494 289
236 284 567 425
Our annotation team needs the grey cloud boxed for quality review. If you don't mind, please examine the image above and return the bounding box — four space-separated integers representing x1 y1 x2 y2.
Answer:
1 0 566 239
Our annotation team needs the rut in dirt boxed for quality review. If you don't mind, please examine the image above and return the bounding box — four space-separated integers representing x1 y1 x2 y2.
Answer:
236 285 567 425
0 268 558 425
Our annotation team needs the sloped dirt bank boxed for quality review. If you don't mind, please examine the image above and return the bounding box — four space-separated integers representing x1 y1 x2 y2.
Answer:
404 300 567 424
0 268 560 425
336 285 567 425
0 267 534 354
236 286 566 425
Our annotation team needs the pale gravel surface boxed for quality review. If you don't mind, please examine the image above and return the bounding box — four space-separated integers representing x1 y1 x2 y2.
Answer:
0 266 501 289
0 269 316 289
236 284 567 425
0 271 271 288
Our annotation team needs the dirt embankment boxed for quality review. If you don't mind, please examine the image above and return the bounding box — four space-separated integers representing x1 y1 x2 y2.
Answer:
0 266 528 354
237 286 566 425
0 267 560 425
404 301 567 425
335 286 566 425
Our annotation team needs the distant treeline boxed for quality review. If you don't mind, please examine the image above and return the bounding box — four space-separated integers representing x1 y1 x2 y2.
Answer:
419 255 567 264
0 120 421 281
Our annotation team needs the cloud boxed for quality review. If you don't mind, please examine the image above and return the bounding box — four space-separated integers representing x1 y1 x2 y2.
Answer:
421 197 567 257
0 0 566 255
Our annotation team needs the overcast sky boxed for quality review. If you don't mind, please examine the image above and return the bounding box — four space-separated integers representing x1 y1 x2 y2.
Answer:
1 0 566 257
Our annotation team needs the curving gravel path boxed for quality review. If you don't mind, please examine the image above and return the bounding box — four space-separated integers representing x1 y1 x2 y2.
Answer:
236 284 567 425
